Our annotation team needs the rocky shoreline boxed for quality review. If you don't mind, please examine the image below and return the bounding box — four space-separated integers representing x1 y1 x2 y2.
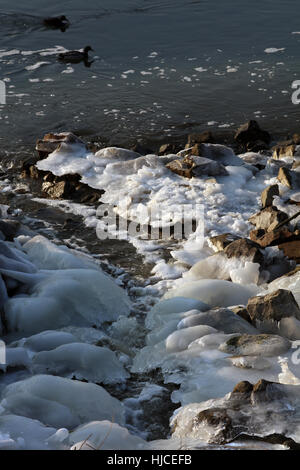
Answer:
0 119 299 449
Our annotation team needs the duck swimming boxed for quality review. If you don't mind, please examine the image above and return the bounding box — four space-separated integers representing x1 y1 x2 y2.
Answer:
43 15 70 32
58 46 94 66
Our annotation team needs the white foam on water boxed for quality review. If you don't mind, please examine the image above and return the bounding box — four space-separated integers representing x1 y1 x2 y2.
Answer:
264 47 285 53
25 62 50 71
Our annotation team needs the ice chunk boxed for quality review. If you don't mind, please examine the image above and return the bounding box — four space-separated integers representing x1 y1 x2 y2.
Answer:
4 268 131 334
13 330 78 352
0 375 124 429
146 297 210 330
229 262 260 285
22 235 97 270
185 255 260 286
0 348 31 372
0 414 60 450
166 325 218 352
32 343 129 383
164 279 258 307
36 142 92 177
177 308 257 334
279 317 300 341
95 147 140 161
70 420 149 450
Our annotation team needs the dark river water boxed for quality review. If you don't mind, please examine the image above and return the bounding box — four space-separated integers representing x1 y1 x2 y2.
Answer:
1 0 300 152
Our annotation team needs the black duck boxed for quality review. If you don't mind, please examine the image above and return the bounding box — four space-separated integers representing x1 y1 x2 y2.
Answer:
43 15 70 32
58 46 94 65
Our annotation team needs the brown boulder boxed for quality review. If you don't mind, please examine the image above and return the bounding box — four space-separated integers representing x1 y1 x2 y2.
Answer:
42 181 72 199
239 153 267 170
224 238 264 265
250 227 300 248
250 379 286 405
292 133 300 144
165 159 193 178
278 240 300 263
234 120 270 146
232 381 253 394
166 156 228 178
249 206 288 232
41 175 103 203
272 144 296 159
292 160 300 170
247 289 300 323
35 132 86 158
231 306 253 324
249 228 266 242
246 140 270 152
158 143 179 155
261 184 279 208
278 167 300 189
186 131 214 147
208 233 241 252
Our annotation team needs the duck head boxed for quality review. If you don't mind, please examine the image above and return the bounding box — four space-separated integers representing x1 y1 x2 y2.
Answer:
60 15 70 23
84 46 94 54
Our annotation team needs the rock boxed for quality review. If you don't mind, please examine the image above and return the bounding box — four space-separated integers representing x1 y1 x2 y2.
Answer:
208 233 241 252
250 227 300 248
0 220 20 241
246 289 300 323
249 206 288 232
21 159 46 180
272 144 296 159
234 120 271 146
250 379 286 404
238 152 268 170
246 140 270 152
184 143 240 166
292 160 300 170
130 143 153 155
42 181 72 199
185 308 258 335
189 143 204 156
232 381 253 394
165 159 193 178
41 175 104 203
194 408 233 443
224 238 264 265
186 131 214 147
261 184 279 208
219 333 291 357
278 167 300 189
231 306 252 324
35 132 86 158
166 156 228 178
171 379 300 447
158 143 179 155
293 133 300 144
278 167 292 188
278 240 300 263
249 228 266 241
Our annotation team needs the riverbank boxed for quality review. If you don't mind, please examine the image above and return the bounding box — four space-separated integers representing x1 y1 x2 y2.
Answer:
0 120 299 449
